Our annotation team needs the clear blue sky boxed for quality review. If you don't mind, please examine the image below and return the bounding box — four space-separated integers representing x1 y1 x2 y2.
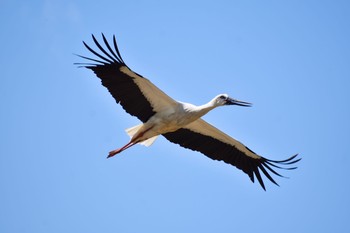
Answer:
1 0 350 232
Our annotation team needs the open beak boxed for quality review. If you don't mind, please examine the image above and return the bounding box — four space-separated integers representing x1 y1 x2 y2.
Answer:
225 97 252 107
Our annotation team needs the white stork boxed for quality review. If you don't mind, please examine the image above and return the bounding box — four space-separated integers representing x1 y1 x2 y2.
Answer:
76 34 300 190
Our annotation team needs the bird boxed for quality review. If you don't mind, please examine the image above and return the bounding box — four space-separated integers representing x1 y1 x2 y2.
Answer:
75 33 300 190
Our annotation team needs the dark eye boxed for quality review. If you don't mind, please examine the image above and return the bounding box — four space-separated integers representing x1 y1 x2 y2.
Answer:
219 95 226 99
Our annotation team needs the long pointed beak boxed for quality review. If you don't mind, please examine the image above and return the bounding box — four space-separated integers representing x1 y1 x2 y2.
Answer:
226 97 252 107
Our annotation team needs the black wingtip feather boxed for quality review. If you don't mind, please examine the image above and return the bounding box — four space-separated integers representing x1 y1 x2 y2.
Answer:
74 53 109 65
82 40 114 64
253 165 266 191
113 35 125 64
91 34 118 63
258 164 279 187
262 162 284 178
267 154 300 164
75 34 127 69
254 153 300 189
101 33 123 64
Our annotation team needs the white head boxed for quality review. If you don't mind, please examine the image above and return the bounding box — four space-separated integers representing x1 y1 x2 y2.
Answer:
212 94 252 107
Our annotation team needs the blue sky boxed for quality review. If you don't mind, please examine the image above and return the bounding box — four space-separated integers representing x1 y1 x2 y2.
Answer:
1 0 350 232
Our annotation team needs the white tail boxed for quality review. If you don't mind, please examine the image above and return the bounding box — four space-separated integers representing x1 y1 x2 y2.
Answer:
125 124 159 147
125 124 143 138
140 135 158 147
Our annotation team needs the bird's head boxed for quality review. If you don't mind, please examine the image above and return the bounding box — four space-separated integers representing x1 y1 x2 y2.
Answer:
214 94 252 107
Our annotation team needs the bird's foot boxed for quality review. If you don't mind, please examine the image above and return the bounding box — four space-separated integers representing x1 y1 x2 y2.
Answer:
107 141 136 158
107 149 122 158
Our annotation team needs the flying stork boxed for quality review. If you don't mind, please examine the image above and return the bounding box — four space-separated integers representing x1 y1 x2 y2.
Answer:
76 34 300 190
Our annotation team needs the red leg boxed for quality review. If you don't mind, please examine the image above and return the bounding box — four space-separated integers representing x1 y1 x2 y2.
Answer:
107 126 155 158
107 141 136 158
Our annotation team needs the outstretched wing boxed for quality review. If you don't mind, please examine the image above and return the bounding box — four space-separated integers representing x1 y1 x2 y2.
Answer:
163 119 300 190
75 34 177 123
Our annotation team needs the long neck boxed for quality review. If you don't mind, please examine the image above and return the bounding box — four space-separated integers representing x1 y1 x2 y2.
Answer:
194 99 217 118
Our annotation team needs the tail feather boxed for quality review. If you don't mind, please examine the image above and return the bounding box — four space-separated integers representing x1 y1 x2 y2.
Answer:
125 124 159 147
140 135 158 147
125 124 143 138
